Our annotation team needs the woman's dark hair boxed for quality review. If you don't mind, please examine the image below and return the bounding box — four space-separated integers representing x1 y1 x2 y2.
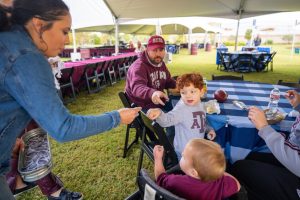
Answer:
0 0 69 32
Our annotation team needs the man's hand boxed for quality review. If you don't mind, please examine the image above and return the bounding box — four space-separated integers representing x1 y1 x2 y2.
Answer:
248 106 268 130
285 90 300 108
146 108 162 120
118 107 141 124
151 91 169 106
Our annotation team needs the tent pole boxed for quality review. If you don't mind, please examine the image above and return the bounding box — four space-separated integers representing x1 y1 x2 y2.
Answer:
204 30 208 49
188 28 192 52
250 19 256 46
234 18 241 51
291 19 298 56
114 18 119 54
234 0 245 51
72 28 77 53
156 19 161 35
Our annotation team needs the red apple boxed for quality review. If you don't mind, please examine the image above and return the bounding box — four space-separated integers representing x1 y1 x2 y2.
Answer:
214 89 228 103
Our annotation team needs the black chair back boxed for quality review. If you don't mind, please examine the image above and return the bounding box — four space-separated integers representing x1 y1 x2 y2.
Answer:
137 169 185 200
212 74 244 81
118 91 143 158
59 67 76 103
277 80 300 89
139 112 178 172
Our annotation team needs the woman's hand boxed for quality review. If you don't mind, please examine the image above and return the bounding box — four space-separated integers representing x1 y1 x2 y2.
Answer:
11 138 24 159
118 107 141 124
248 106 268 130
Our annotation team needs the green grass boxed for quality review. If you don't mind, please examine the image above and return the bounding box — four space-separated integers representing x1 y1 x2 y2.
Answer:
17 45 299 200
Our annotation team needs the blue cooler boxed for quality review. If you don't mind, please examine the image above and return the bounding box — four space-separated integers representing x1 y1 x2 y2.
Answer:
257 46 271 53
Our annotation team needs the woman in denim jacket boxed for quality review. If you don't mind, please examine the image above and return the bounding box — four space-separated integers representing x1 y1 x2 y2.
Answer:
0 0 140 199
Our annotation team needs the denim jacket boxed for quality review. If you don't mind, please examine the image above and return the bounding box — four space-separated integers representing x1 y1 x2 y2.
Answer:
0 26 120 175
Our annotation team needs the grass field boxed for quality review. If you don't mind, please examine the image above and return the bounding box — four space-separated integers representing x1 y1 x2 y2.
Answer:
18 45 299 200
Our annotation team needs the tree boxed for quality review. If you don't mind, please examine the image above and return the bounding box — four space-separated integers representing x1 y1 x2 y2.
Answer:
282 34 293 44
244 29 252 41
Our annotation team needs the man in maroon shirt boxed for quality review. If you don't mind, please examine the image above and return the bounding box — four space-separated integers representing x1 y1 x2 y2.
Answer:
125 35 176 111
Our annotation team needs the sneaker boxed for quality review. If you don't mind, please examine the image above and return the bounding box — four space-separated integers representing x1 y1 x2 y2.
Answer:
47 188 83 200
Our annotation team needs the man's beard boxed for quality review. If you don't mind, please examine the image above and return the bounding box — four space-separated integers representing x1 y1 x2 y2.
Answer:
149 56 163 65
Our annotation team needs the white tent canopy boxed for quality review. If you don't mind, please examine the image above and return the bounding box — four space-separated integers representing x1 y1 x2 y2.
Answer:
64 0 300 53
103 0 300 50
63 0 117 29
103 0 300 20
76 17 220 34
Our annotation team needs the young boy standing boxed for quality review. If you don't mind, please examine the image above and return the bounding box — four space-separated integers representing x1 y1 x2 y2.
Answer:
154 139 240 200
147 73 216 158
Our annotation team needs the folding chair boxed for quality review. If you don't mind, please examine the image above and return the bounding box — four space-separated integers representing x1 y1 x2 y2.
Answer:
106 59 117 85
218 52 233 71
235 53 253 73
137 111 178 177
83 63 101 94
125 168 185 200
95 61 107 89
256 52 276 72
118 91 143 158
59 67 76 104
212 74 244 81
117 57 128 80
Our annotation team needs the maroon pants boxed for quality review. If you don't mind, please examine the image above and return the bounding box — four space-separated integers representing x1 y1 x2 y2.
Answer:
6 121 63 196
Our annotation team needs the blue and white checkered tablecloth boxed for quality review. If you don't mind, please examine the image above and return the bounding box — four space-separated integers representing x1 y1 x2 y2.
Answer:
170 80 298 163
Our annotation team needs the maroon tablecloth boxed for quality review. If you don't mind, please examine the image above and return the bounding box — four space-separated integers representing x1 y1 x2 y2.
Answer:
63 52 137 89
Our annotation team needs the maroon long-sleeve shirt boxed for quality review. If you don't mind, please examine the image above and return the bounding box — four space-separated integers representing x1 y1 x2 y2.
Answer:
125 51 176 109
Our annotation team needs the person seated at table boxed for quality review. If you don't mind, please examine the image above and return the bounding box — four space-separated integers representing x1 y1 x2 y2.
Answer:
128 40 134 49
253 35 261 47
135 40 145 53
125 35 176 141
153 139 240 200
6 121 82 200
125 35 176 110
147 73 216 159
230 90 300 200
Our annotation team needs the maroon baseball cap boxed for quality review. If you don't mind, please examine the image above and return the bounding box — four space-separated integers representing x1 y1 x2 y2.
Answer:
147 35 165 50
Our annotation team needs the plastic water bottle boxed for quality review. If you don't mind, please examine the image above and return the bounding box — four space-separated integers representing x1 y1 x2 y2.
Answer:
267 87 280 117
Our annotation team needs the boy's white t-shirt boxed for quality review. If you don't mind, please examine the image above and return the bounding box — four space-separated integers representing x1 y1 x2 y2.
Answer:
156 99 213 154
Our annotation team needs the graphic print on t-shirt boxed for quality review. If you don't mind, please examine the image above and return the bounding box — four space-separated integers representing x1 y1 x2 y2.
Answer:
191 111 205 133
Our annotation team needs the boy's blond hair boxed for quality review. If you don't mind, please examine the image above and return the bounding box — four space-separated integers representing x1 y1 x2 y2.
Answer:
188 139 225 182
